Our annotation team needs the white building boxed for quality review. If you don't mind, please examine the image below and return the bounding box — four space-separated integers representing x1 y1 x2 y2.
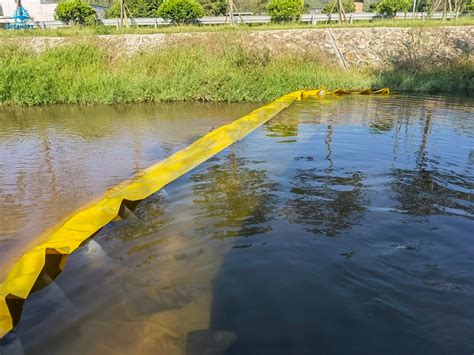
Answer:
1 0 58 21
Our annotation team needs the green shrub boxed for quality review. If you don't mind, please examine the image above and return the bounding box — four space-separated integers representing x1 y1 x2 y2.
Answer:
367 2 377 11
267 0 304 22
55 0 97 25
376 0 411 17
105 0 162 18
156 0 205 24
363 0 378 12
415 0 431 12
322 0 356 13
465 0 474 12
201 0 227 15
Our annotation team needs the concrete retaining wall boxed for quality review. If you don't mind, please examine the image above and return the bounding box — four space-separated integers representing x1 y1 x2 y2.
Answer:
4 26 473 68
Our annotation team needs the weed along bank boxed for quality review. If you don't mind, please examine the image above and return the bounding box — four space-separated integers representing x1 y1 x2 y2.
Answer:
0 26 473 106
0 9 473 355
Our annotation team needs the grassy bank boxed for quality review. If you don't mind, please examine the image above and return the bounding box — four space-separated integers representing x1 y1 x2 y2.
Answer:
0 17 473 38
0 37 472 106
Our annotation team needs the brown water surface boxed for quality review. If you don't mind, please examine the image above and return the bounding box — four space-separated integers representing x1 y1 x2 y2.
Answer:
0 102 257 275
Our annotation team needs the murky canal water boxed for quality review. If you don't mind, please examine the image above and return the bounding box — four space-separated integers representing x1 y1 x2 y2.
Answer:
0 102 257 275
1 95 473 355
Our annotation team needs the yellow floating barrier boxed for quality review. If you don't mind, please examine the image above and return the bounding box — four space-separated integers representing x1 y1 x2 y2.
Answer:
0 88 389 339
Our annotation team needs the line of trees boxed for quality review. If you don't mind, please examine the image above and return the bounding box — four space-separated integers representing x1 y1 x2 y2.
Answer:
54 0 473 26
103 0 228 18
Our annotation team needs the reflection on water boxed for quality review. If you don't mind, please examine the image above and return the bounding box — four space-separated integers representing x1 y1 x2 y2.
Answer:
2 95 474 355
192 151 277 240
285 170 368 237
0 102 257 274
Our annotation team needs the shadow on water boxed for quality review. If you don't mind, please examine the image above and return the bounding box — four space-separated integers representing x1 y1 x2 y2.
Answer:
1 95 473 355
188 96 474 355
192 112 373 355
389 109 473 218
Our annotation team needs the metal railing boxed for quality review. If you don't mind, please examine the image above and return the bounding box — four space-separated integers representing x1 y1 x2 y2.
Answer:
0 12 459 29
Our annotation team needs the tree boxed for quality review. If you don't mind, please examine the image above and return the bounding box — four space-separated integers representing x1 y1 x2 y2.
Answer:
55 0 97 25
156 0 205 24
105 0 162 18
267 0 304 22
376 0 411 17
428 0 470 19
322 0 356 13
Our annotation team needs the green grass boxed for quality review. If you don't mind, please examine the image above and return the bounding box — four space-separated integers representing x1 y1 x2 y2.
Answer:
377 63 474 93
0 36 472 106
0 16 473 38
